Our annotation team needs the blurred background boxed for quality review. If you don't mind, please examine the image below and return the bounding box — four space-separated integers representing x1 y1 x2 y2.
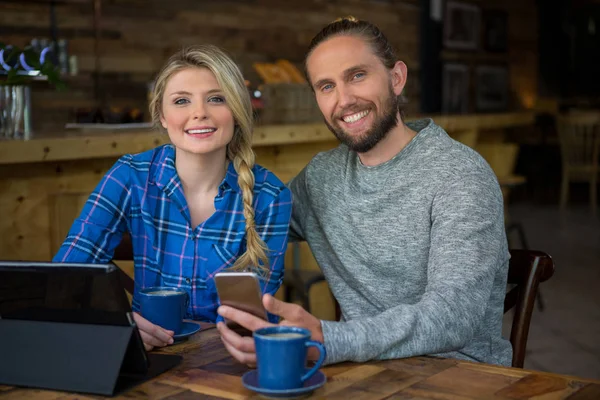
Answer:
0 0 598 380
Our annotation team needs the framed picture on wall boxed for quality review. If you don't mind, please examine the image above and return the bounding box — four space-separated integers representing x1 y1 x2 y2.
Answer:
442 63 470 114
443 1 481 50
483 10 508 52
475 65 509 112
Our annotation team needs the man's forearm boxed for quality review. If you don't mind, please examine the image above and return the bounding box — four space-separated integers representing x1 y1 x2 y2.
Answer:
319 287 491 364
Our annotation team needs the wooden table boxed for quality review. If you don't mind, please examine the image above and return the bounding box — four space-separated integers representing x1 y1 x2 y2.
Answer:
2 323 599 399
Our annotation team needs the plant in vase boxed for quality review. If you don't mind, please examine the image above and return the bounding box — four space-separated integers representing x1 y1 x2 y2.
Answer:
0 43 65 139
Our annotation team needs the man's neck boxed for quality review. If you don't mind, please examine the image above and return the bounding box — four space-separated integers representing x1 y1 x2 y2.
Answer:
357 117 417 167
175 147 228 195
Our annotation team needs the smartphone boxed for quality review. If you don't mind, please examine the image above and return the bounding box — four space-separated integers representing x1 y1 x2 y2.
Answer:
214 272 268 321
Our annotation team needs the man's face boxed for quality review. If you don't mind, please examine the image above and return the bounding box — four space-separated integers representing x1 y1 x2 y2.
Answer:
306 35 403 153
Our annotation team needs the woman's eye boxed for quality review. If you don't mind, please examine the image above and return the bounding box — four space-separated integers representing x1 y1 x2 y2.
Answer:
208 96 225 103
174 98 189 105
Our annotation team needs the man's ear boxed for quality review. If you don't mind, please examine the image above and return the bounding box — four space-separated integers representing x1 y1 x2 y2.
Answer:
390 61 408 96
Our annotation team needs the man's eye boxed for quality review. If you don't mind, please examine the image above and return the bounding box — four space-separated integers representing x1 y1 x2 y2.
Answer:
321 84 333 92
174 98 189 105
353 73 365 80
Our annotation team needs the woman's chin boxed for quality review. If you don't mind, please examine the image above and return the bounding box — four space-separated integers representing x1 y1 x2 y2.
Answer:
174 141 227 157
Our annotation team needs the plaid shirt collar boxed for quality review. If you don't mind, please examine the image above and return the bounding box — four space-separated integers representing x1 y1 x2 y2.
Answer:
151 144 240 196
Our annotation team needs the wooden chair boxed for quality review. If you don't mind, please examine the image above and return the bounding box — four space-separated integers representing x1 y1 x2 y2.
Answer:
283 243 327 308
504 249 555 368
288 248 555 369
557 112 600 216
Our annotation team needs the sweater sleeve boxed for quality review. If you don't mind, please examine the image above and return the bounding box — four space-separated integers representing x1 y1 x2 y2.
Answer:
319 172 508 364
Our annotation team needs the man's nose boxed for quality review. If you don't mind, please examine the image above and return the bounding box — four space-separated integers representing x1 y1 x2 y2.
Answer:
336 85 357 110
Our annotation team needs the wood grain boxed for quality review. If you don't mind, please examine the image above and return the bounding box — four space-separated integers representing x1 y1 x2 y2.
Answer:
1 325 598 399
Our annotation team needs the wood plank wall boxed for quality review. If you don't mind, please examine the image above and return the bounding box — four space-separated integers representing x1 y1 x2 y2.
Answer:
1 0 537 133
1 0 421 133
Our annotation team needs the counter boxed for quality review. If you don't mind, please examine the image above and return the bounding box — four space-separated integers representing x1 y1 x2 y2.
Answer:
0 112 535 264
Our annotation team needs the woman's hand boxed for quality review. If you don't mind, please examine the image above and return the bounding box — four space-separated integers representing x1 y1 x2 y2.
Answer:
132 312 175 351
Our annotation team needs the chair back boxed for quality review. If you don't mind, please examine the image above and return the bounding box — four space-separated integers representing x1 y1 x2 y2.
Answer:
557 113 600 173
504 249 555 368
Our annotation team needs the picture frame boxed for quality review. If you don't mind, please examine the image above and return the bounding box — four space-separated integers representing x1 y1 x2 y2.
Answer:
442 63 470 114
483 9 508 52
443 1 481 51
475 65 509 112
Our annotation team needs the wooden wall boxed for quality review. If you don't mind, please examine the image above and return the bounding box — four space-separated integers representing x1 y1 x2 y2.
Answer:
1 1 539 133
0 0 421 133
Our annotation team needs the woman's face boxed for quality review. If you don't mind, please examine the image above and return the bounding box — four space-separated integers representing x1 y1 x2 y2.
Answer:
160 67 235 157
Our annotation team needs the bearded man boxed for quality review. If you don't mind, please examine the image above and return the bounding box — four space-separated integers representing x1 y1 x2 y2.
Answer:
217 17 512 367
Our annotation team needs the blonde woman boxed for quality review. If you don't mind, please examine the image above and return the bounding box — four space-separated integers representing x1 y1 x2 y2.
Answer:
54 45 292 350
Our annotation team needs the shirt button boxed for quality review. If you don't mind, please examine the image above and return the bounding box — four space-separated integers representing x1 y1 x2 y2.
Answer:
185 278 191 284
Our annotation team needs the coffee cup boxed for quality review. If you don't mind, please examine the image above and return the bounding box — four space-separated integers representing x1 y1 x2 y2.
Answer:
138 286 189 334
253 326 326 390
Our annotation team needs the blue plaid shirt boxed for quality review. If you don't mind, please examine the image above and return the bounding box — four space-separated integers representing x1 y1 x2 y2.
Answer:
54 144 292 323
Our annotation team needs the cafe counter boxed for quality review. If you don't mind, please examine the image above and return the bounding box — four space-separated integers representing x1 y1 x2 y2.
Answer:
0 112 535 264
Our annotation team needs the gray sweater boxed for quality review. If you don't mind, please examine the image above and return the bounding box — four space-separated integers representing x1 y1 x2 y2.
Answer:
288 119 512 366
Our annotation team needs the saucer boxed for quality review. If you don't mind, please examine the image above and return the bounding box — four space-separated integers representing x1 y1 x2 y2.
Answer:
241 369 326 399
173 321 201 341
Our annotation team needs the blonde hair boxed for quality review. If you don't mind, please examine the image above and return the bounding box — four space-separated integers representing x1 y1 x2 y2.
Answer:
150 45 269 273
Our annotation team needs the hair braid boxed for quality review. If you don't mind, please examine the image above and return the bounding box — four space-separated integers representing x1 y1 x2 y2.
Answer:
229 131 270 273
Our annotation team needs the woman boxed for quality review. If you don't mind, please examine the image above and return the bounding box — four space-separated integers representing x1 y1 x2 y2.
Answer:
54 45 292 350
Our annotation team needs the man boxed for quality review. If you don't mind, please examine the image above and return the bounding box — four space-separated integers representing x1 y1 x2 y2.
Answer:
217 17 512 366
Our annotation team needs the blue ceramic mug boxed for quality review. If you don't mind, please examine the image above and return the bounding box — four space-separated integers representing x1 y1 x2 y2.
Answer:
138 286 189 334
254 326 326 390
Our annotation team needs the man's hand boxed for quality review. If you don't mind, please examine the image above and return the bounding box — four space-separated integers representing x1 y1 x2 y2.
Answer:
133 312 174 351
216 294 324 366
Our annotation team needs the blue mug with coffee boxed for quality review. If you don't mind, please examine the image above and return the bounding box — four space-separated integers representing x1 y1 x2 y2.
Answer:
138 286 189 334
254 326 326 390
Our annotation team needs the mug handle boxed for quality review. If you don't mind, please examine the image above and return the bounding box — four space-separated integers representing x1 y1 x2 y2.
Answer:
300 341 326 383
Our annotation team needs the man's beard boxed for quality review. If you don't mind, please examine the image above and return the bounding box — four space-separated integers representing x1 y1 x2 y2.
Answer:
324 87 399 153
